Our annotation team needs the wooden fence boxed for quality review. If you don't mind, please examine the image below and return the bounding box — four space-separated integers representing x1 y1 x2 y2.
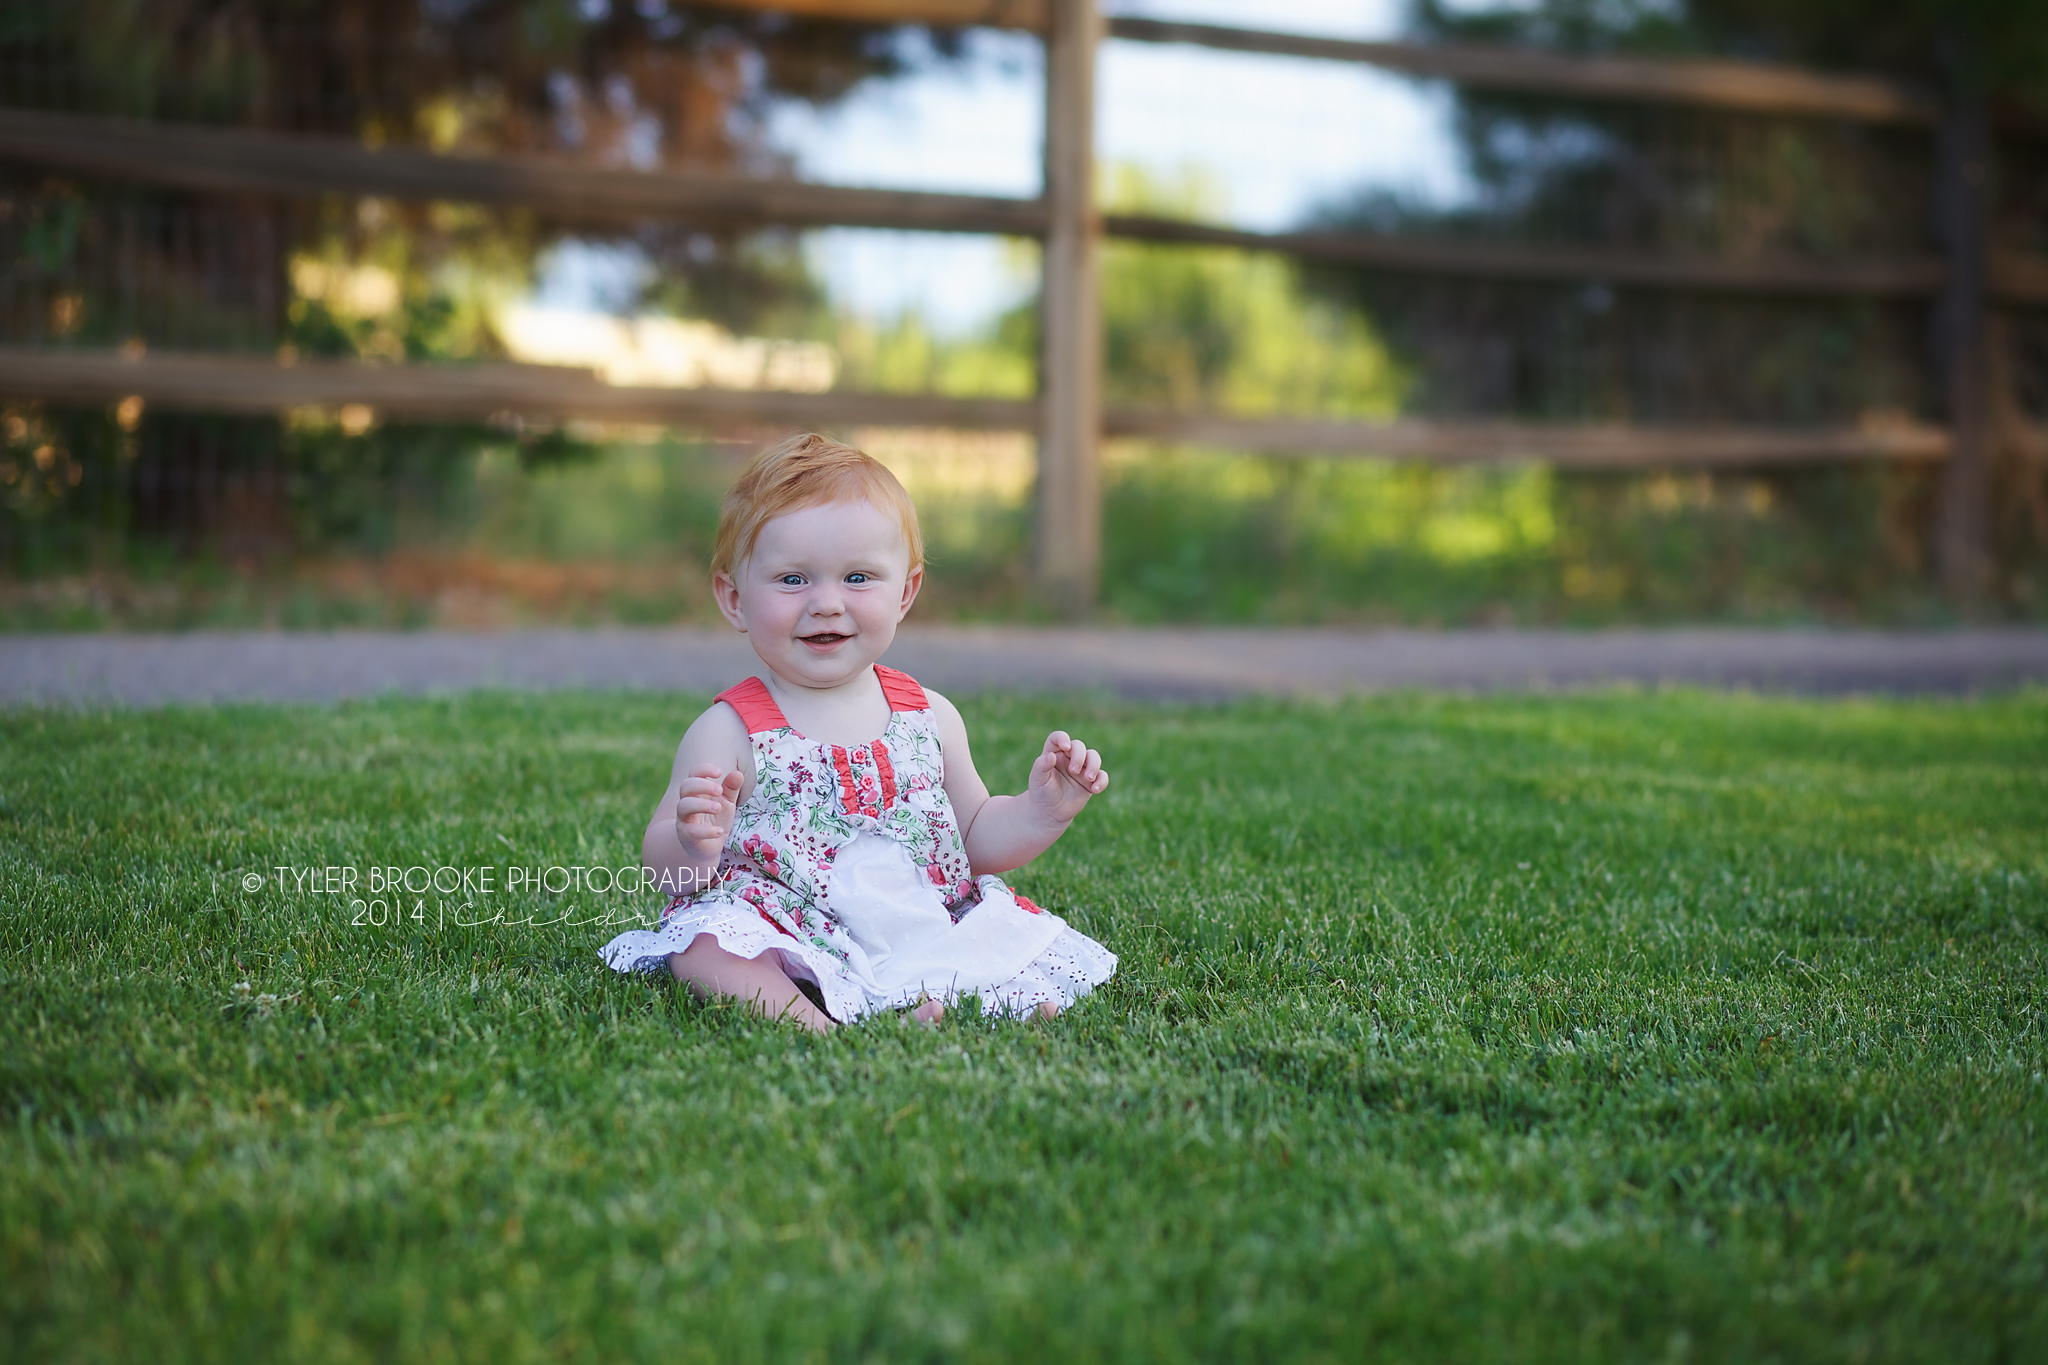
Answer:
1 0 2036 606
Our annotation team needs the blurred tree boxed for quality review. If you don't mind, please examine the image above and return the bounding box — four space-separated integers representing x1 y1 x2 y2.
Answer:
1386 0 2048 613
8 0 948 150
0 1 962 572
1 0 961 341
1413 0 2048 97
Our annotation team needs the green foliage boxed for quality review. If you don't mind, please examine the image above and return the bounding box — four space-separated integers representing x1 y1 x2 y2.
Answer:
284 203 534 366
1413 0 2048 95
1097 170 1408 417
463 438 727 565
1100 454 1554 623
2 688 2045 1359
1091 451 1951 626
3 415 1973 627
0 401 611 585
5 0 935 132
836 305 1039 400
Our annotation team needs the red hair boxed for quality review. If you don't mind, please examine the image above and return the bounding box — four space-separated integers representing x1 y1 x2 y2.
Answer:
709 433 923 579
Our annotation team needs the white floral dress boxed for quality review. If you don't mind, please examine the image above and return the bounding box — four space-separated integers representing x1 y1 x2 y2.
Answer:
599 665 1117 1022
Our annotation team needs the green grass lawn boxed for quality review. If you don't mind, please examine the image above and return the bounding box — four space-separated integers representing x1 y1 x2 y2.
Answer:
3 688 2044 1362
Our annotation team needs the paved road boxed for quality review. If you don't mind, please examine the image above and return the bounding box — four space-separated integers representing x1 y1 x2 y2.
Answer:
3 626 2044 706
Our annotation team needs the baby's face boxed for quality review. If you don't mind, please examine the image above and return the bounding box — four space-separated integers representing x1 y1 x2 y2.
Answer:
716 498 921 691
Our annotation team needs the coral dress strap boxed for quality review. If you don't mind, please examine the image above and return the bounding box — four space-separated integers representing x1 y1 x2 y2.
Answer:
716 676 790 734
874 664 929 712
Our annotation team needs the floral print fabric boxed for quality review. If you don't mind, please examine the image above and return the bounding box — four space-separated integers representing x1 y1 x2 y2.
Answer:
687 701 977 967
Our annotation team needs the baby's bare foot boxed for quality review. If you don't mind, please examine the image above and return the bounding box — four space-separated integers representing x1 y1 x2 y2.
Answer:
909 998 944 1025
1035 1001 1060 1020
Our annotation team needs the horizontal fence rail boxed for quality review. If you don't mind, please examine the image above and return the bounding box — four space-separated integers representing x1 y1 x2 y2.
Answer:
723 0 1053 27
0 108 1049 236
12 108 2044 301
1102 18 1941 124
704 1 1941 122
1103 407 1953 467
0 346 1953 468
0 347 1040 431
1104 215 1952 298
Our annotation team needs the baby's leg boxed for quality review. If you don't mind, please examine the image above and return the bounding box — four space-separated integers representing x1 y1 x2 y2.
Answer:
668 935 834 1033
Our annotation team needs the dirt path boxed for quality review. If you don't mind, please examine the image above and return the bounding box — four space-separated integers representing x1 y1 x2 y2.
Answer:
4 626 2044 706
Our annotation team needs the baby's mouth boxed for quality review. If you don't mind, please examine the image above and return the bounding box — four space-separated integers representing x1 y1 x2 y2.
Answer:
800 631 852 647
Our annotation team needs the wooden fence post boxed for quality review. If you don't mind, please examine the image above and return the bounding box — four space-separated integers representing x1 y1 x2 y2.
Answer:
1933 91 1993 603
1037 0 1102 616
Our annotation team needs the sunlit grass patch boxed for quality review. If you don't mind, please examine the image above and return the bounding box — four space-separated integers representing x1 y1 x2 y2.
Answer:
2 688 2044 1361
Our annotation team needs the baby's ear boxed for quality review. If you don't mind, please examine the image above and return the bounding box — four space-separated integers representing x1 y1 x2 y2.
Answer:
712 570 747 632
896 562 925 619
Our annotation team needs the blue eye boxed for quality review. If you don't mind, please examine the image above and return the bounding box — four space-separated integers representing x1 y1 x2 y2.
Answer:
846 572 870 584
778 574 805 586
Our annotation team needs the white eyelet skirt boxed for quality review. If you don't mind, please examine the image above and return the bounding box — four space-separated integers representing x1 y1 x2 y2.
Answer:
601 836 1116 1024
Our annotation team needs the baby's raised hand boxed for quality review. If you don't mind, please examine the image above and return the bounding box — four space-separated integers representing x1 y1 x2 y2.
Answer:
1027 731 1108 824
674 764 744 861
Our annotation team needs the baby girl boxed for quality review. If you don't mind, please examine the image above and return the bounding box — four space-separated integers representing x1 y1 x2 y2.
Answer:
599 433 1117 1030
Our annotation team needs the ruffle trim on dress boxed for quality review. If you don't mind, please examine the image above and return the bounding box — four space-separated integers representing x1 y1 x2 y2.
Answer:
599 904 872 1025
965 925 1118 1018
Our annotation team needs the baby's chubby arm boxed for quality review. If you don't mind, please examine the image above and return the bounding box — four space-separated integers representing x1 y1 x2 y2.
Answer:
927 687 1108 877
642 701 755 895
